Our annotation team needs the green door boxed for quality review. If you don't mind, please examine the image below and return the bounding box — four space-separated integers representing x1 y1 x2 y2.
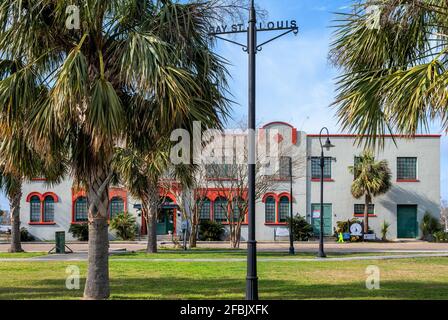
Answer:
312 204 332 236
157 208 174 235
397 205 418 238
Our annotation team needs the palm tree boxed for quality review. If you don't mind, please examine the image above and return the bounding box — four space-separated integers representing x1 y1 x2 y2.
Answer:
0 58 66 253
330 1 448 144
113 142 171 254
0 1 230 299
349 150 392 233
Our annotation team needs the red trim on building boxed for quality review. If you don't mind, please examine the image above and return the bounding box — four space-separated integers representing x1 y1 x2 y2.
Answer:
262 192 278 203
262 192 293 225
311 178 335 182
31 178 47 182
26 192 42 202
70 187 128 223
278 192 292 201
109 188 128 212
26 192 59 202
261 122 299 145
28 222 56 226
292 128 298 145
262 121 295 129
42 192 58 202
26 192 59 224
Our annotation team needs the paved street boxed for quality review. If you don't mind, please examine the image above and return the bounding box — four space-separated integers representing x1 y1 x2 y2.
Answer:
1 240 448 254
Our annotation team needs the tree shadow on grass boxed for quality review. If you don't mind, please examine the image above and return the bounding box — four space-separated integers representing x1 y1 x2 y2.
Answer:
1 277 448 300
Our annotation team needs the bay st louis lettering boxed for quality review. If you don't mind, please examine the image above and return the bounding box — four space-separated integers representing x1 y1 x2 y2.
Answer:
209 19 297 34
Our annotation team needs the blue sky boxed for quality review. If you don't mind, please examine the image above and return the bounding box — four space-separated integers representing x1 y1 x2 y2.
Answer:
216 0 447 201
0 0 445 210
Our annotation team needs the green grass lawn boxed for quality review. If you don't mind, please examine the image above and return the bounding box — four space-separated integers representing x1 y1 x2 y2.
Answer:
110 250 406 260
0 252 47 259
1 256 447 300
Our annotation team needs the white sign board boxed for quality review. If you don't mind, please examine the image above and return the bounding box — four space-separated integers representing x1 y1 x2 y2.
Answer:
312 209 321 219
276 228 290 237
350 223 363 236
364 234 376 240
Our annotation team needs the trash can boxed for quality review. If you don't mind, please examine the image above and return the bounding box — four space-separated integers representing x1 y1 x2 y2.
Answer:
55 231 65 254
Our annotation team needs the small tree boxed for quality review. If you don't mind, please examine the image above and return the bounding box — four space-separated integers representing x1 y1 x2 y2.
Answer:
110 213 137 241
441 200 448 232
205 130 305 248
349 150 392 234
167 165 210 248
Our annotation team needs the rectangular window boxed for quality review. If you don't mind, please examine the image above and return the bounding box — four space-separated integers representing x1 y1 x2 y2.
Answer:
278 198 290 223
354 204 375 216
397 157 417 180
265 198 276 223
30 199 41 222
43 199 54 222
279 156 291 178
74 198 88 222
311 157 332 179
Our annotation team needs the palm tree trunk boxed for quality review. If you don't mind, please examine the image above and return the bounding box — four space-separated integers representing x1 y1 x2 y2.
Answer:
363 195 371 234
146 179 158 253
189 212 198 248
8 186 23 253
83 168 111 300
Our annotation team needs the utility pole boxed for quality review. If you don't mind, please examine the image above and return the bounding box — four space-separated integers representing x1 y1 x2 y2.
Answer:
209 1 298 300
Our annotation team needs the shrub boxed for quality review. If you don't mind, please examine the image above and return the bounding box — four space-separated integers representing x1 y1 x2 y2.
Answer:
69 223 89 241
110 213 137 241
434 231 448 243
335 219 362 234
381 220 391 241
199 220 224 241
420 212 442 241
287 215 313 241
20 228 34 242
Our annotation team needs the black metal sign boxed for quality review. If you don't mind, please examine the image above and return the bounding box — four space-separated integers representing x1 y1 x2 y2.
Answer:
209 18 298 52
209 20 298 35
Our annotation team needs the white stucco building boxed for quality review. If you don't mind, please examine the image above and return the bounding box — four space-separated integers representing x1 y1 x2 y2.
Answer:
20 122 441 241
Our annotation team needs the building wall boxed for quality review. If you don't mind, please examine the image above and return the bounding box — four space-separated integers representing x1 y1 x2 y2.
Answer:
306 135 441 238
18 122 441 241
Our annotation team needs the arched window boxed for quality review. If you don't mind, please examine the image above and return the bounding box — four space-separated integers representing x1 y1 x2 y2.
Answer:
265 196 276 223
278 196 290 223
43 196 54 222
110 197 124 219
74 197 88 222
30 196 41 222
213 197 228 222
198 198 211 221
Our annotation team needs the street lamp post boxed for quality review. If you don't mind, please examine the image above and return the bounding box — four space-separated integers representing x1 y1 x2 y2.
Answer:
208 0 298 300
288 157 295 255
318 127 334 258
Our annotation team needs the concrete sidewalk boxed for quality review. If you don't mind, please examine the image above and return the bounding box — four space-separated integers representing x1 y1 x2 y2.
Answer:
1 240 448 253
